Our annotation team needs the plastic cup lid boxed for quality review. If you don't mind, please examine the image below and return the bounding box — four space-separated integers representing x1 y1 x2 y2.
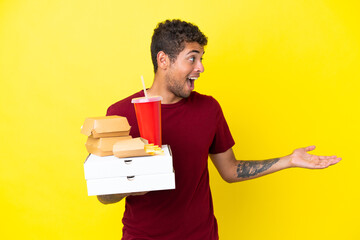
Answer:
131 96 163 103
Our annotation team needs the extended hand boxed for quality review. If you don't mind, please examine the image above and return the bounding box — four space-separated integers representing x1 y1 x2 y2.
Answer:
288 146 341 169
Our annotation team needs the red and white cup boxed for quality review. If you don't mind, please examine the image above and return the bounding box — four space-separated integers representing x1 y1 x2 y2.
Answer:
131 96 162 146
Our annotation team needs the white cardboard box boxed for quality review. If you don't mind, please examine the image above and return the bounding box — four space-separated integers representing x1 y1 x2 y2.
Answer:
86 172 175 196
84 145 173 179
84 145 175 196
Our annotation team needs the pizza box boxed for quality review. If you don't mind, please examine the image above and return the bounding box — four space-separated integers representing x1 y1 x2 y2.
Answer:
86 172 175 196
84 145 173 179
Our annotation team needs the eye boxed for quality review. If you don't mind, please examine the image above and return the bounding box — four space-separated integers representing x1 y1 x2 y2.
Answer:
189 56 195 62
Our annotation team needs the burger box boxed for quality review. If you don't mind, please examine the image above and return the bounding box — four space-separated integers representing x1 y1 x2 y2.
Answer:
84 145 175 196
85 136 132 157
81 116 131 138
113 137 151 158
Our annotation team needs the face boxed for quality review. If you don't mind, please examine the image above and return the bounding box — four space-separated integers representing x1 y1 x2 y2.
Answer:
165 42 205 99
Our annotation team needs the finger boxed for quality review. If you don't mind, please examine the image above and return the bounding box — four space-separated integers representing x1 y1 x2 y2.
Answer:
130 191 148 196
310 161 325 169
319 155 334 160
305 145 316 152
329 157 342 165
313 160 329 169
316 157 342 168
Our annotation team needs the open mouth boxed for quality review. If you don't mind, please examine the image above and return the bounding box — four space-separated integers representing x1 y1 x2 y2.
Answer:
187 77 198 90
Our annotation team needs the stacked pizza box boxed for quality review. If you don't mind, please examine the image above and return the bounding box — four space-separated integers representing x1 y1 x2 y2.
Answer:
81 116 175 196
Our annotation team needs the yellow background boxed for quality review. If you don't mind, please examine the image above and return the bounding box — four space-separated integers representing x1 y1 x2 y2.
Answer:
1 0 359 239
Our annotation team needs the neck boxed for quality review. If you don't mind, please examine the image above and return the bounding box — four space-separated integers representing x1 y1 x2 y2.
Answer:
147 74 183 104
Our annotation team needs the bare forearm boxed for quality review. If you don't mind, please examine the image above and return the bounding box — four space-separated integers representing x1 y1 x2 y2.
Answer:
97 194 127 204
211 146 341 183
211 148 292 183
230 156 291 182
97 191 148 204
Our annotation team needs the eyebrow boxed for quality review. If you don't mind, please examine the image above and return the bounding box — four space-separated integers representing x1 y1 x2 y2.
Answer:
186 50 205 55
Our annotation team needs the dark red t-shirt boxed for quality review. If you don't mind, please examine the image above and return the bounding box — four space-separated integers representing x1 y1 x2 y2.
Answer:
107 91 235 240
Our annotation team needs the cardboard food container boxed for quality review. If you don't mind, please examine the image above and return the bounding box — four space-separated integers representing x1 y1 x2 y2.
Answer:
84 145 175 196
113 137 151 158
84 145 173 179
86 172 175 196
81 116 131 138
85 136 132 156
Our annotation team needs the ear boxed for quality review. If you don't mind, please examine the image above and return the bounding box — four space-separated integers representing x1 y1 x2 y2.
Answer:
157 51 170 70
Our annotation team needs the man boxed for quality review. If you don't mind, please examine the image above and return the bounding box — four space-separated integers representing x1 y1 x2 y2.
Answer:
98 19 341 239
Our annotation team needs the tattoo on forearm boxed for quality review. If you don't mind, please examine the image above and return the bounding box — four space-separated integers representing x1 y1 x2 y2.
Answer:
236 158 280 178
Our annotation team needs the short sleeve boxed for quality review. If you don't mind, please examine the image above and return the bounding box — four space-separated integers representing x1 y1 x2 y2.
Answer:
209 100 235 154
106 105 116 116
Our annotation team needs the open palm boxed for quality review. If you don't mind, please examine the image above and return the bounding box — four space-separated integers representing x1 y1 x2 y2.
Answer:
289 146 341 169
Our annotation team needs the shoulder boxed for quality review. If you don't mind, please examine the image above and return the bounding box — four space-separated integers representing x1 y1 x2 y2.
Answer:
107 90 142 116
188 91 221 109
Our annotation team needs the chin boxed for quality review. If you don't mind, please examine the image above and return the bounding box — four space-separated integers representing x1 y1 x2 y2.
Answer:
175 92 191 99
181 91 192 98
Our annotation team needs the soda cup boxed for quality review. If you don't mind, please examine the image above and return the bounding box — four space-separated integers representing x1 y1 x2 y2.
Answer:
131 96 162 146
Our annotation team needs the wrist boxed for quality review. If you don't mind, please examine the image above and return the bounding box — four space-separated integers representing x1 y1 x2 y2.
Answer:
280 155 293 168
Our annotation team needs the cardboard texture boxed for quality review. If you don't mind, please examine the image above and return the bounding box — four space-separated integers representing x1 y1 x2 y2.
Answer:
86 172 175 196
84 145 173 179
85 136 132 157
81 116 131 138
113 137 151 158
84 145 175 196
82 116 175 196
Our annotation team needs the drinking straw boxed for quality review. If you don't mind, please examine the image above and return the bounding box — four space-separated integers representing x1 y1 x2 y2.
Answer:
141 75 148 98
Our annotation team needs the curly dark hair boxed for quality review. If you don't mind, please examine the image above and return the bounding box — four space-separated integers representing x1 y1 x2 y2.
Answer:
151 19 208 73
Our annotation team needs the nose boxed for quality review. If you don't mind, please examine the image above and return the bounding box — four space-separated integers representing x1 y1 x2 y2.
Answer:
195 61 204 73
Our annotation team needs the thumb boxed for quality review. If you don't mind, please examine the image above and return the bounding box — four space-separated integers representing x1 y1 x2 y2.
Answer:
304 145 316 152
